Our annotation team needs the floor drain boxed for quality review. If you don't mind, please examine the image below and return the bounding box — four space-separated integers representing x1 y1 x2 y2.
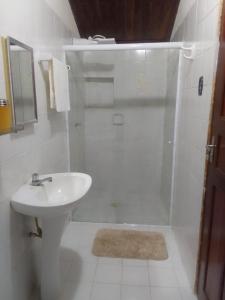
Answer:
110 202 120 208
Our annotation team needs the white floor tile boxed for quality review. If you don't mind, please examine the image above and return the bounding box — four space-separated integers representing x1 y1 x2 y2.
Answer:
121 285 150 300
62 282 92 300
67 262 97 283
123 259 148 267
175 268 191 288
91 283 121 300
61 226 81 249
179 287 198 300
171 255 184 270
60 258 73 283
122 266 149 286
150 287 182 300
76 245 98 264
95 264 122 284
148 257 173 268
149 267 178 287
98 257 122 266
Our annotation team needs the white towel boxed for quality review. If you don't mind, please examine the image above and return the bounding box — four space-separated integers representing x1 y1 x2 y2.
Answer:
48 58 70 112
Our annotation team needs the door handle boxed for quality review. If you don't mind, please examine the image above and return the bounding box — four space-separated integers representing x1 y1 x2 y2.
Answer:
206 137 216 163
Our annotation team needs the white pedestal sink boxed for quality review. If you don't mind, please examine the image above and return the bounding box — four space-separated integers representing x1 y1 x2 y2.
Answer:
11 173 92 300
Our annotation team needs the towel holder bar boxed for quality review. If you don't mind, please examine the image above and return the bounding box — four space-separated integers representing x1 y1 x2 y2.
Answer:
38 59 71 70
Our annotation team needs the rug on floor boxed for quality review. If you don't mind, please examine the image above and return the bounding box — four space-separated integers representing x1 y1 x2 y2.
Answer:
92 228 168 260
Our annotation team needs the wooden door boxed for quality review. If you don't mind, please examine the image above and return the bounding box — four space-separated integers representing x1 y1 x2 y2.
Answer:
198 3 225 300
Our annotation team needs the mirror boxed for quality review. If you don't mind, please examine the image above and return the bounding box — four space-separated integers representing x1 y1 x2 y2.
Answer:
7 37 37 130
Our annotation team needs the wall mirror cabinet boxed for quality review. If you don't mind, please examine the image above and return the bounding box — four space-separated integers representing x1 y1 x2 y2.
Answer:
0 36 37 135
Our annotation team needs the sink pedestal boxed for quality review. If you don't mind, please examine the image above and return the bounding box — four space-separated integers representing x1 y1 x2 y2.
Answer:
41 214 67 300
11 172 92 300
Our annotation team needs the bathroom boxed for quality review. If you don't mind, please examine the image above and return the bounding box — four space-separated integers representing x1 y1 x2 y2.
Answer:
0 0 224 300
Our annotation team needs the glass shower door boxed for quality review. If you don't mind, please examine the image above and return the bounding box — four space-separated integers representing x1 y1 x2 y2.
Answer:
67 48 179 225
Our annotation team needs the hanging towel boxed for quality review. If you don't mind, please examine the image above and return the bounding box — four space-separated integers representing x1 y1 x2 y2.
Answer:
48 59 56 109
48 58 70 112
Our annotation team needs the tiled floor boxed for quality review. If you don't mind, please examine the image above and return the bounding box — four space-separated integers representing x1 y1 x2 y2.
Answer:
59 222 197 300
73 189 169 225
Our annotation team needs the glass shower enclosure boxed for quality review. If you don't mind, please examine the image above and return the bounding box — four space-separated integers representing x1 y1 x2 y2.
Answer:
66 44 181 225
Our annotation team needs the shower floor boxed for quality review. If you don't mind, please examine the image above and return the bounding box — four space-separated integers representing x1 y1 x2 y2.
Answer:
58 222 197 300
73 190 169 225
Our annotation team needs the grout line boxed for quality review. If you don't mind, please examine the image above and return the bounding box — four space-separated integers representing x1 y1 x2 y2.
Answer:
147 256 151 288
119 283 122 300
89 261 99 300
178 287 185 300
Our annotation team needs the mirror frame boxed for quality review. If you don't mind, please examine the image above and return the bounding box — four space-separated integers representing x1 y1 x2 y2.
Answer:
7 36 38 131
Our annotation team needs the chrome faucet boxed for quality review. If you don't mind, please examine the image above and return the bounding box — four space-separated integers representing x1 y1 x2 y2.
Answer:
31 173 53 186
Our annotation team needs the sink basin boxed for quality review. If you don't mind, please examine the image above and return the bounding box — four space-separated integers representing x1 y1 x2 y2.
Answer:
11 172 92 300
11 172 92 218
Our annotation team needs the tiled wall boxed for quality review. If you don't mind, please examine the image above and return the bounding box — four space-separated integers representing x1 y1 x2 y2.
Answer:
0 1 78 299
171 0 222 288
45 0 79 34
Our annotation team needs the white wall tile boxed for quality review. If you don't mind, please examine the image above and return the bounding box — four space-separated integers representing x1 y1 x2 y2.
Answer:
45 0 79 34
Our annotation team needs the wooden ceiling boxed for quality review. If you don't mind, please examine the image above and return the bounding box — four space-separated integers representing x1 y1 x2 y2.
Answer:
69 0 180 43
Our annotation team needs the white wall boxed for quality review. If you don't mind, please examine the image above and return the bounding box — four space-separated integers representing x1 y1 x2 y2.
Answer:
171 0 222 288
0 1 77 299
45 0 79 34
172 0 197 36
81 50 167 102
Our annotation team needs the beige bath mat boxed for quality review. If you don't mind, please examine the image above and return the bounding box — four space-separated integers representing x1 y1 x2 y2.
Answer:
92 229 168 260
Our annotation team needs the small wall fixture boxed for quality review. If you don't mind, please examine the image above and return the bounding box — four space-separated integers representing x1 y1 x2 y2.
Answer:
182 45 196 60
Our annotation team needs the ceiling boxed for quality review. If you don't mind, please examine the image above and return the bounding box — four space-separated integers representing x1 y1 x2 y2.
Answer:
69 0 180 43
